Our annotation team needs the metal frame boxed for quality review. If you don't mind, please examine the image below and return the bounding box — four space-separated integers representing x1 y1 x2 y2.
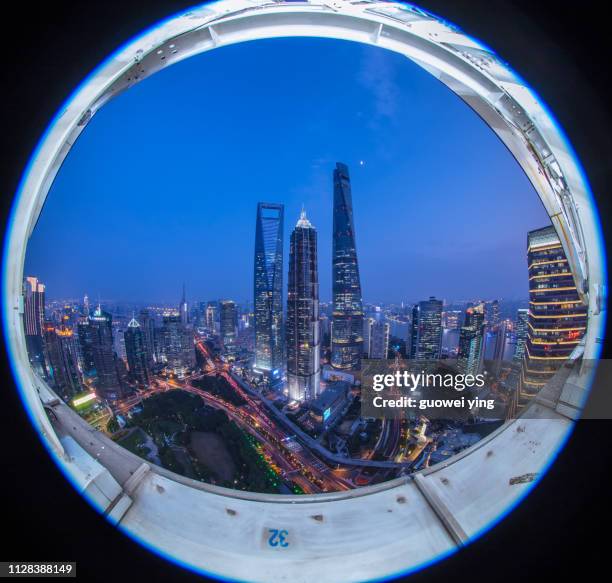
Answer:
2 1 606 581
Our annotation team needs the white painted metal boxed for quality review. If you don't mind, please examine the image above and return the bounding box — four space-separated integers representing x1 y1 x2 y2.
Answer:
3 1 606 581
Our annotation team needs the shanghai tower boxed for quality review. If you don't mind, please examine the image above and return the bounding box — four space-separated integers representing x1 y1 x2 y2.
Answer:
286 208 320 401
331 162 364 371
254 202 284 384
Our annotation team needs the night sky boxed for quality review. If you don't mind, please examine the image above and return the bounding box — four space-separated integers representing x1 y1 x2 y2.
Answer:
25 36 550 305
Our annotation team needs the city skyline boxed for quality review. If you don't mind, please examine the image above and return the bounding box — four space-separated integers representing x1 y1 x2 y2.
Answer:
24 37 550 303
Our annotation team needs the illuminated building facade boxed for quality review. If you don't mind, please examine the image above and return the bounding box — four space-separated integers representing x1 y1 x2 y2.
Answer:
253 202 284 383
366 319 390 359
513 308 529 363
77 317 96 375
44 323 81 401
411 297 443 360
457 302 485 376
205 301 217 334
125 317 150 387
487 299 500 329
138 309 157 367
179 283 189 326
220 300 238 356
442 310 462 330
520 226 587 401
331 163 363 371
89 306 122 400
162 312 195 377
23 276 47 377
286 209 320 401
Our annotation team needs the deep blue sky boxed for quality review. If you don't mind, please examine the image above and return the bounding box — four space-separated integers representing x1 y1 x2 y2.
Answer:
26 37 549 305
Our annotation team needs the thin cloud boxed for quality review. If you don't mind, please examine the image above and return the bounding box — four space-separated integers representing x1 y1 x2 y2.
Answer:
358 48 400 123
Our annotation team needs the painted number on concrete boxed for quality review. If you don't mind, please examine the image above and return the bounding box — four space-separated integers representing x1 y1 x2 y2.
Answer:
268 528 289 548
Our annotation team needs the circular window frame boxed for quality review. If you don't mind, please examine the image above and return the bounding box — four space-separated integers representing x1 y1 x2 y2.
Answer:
2 1 607 582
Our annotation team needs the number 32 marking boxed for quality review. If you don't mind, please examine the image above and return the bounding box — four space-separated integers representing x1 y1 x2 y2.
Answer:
268 528 289 548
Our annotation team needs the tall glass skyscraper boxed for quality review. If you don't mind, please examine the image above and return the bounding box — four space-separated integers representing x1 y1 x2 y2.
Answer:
331 162 363 371
179 283 189 326
77 317 96 375
366 319 390 359
286 209 320 401
253 202 284 383
513 308 529 363
220 300 238 357
44 323 81 401
457 302 485 375
138 309 157 367
520 226 587 402
125 317 150 387
89 306 122 400
411 297 443 360
162 312 195 377
23 276 46 377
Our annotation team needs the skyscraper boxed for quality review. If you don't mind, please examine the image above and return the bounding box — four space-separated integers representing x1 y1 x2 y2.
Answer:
366 319 390 359
44 323 81 401
253 202 284 383
179 283 189 326
286 209 320 401
519 226 587 403
457 302 485 376
205 301 217 334
487 299 501 329
77 316 96 375
492 319 511 377
89 306 122 400
411 297 443 360
409 304 419 359
220 300 238 357
513 308 529 363
162 312 195 378
138 309 157 368
23 276 46 376
125 317 150 387
331 163 364 371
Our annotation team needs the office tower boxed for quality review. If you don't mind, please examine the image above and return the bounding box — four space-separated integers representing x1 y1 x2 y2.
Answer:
488 299 501 329
124 317 150 387
89 306 122 400
411 297 443 360
220 301 238 356
253 202 284 382
162 312 195 378
83 293 90 316
23 276 47 376
113 321 127 362
442 310 462 330
286 209 321 401
457 302 485 376
205 302 217 334
409 304 419 359
331 163 364 371
366 319 390 359
77 317 96 375
363 317 374 355
492 319 510 377
43 323 81 401
520 226 587 401
179 283 189 326
138 309 157 367
513 308 529 363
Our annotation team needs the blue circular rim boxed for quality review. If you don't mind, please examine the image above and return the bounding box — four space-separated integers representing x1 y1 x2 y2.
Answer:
2 2 607 582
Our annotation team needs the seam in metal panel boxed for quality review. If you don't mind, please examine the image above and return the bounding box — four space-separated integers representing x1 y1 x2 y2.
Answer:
413 473 467 546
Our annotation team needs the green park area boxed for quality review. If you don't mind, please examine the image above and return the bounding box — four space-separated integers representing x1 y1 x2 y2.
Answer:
115 389 280 494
